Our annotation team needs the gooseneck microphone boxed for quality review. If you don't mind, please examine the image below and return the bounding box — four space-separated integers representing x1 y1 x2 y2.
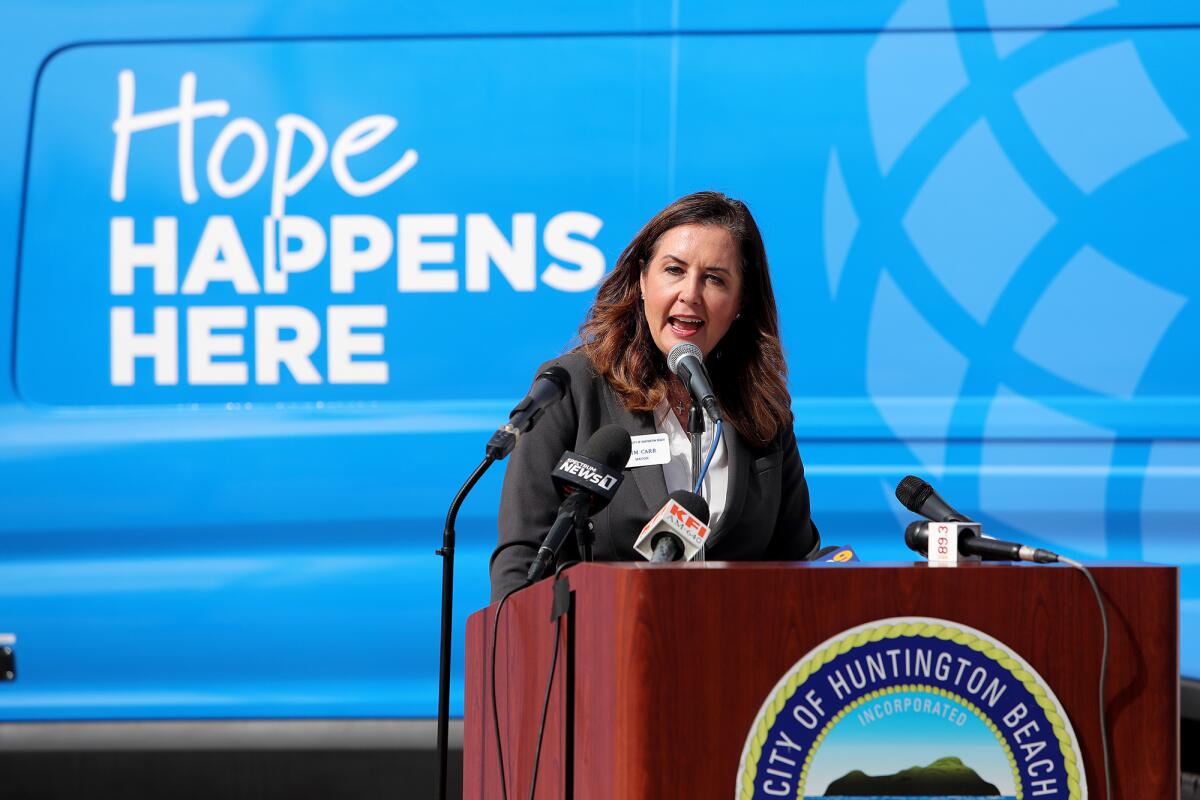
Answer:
526 425 632 582
667 343 722 422
905 521 1060 564
633 490 712 563
895 475 972 523
438 362 571 800
486 365 571 460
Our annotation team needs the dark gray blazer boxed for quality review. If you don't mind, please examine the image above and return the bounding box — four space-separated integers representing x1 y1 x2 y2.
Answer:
489 352 820 601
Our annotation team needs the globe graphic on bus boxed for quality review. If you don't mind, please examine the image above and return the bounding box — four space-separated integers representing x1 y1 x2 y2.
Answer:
823 0 1197 577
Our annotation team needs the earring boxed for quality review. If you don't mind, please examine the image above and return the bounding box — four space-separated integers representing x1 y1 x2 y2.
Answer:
735 312 742 320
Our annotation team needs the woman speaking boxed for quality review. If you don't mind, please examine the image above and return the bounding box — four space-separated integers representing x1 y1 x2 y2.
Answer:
490 191 819 600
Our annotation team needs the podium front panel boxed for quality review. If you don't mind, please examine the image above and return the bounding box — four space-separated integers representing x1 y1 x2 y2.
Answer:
465 562 1176 799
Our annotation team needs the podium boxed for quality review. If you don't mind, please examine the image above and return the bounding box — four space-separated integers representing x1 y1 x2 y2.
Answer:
463 562 1177 799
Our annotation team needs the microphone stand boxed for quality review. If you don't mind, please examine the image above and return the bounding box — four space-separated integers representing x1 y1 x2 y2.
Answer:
687 405 704 492
573 500 595 563
435 455 495 800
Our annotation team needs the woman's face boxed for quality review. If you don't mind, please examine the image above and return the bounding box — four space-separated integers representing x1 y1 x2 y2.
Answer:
639 223 743 360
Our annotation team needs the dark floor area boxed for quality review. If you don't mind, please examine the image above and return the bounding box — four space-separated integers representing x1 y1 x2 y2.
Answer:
0 727 1195 799
0 749 462 800
1185 715 1199 773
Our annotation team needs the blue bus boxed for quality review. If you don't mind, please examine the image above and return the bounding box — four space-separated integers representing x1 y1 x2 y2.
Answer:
2 0 1197 791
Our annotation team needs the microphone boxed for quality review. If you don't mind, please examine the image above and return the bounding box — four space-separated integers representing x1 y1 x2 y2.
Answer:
809 545 860 563
486 365 571 460
905 521 1060 563
895 475 972 523
667 343 722 422
548 424 631 505
526 425 632 582
633 490 711 563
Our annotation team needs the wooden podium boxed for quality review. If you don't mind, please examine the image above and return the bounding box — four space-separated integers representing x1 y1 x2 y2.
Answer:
463 562 1177 799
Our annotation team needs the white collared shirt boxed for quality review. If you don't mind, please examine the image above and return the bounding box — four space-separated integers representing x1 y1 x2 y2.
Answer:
654 401 729 533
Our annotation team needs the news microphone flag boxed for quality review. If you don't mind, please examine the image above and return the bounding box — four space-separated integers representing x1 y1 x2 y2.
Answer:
634 493 710 562
815 545 860 563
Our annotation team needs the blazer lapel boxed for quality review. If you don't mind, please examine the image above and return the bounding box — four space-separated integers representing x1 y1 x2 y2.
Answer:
707 421 749 550
600 384 666 514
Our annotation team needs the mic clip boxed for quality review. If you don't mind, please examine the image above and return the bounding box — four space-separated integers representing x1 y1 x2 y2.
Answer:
923 521 982 567
484 423 520 461
906 520 1060 565
575 508 595 563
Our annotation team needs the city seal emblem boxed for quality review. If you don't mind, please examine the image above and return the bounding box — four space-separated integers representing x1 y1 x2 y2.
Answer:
736 617 1086 799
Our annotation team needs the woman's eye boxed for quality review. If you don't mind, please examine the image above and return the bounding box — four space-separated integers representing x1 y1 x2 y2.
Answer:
665 264 684 275
706 274 725 286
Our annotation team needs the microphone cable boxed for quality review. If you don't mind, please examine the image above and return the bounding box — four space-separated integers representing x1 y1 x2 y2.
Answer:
490 580 530 800
490 564 574 800
526 561 574 800
692 420 723 495
527 614 562 800
1057 556 1111 800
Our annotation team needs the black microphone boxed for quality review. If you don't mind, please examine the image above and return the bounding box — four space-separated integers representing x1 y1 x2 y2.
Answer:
526 425 632 582
652 537 679 563
895 475 972 523
667 343 722 422
905 521 1060 563
485 365 571 460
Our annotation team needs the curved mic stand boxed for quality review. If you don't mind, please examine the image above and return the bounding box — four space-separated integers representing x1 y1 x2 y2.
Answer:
435 455 495 800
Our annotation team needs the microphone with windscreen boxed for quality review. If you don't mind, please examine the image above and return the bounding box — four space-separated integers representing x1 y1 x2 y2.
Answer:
895 475 972 523
526 425 632 582
667 342 722 422
485 365 571 460
549 424 631 507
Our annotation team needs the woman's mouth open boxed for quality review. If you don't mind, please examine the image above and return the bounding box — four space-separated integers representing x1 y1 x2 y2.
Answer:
669 315 705 337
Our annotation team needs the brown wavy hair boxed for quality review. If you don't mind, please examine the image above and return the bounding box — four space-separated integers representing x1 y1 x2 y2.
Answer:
577 191 792 448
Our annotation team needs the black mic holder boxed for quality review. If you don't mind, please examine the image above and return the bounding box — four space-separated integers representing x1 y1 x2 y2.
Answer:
485 426 519 461
905 520 982 562
484 401 544 461
575 509 595 563
906 520 1060 564
528 493 591 582
687 404 704 490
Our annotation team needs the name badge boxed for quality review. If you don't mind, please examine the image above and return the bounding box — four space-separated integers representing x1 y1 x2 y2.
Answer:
626 433 671 467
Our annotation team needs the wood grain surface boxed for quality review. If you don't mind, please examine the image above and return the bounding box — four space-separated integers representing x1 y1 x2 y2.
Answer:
464 562 1177 799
